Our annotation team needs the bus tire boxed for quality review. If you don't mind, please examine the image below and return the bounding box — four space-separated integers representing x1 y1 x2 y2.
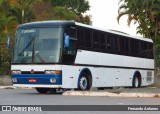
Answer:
97 87 104 90
132 75 141 88
78 76 90 91
49 88 57 94
35 88 50 94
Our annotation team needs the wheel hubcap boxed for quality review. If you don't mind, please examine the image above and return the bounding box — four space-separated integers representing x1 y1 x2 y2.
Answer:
80 77 87 90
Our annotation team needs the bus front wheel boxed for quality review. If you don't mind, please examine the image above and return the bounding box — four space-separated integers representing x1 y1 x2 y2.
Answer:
35 88 50 94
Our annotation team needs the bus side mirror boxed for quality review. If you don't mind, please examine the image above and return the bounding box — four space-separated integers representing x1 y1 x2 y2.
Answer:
64 33 70 48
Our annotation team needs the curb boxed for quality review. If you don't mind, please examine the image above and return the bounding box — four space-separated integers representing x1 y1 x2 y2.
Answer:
63 91 160 98
0 86 33 90
0 86 15 89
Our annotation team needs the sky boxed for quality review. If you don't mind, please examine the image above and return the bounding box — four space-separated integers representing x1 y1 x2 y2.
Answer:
86 0 140 36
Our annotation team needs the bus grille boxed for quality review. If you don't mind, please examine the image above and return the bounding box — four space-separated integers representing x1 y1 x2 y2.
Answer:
146 71 152 82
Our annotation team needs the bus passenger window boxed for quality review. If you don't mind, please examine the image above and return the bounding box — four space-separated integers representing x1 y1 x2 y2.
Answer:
93 30 100 49
84 29 92 48
100 32 108 51
63 26 77 64
77 27 85 47
108 34 118 54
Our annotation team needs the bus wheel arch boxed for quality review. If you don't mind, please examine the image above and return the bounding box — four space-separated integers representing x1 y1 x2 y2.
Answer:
77 68 92 90
132 71 142 88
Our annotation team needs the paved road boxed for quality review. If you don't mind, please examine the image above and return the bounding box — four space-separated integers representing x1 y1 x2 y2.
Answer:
0 89 160 114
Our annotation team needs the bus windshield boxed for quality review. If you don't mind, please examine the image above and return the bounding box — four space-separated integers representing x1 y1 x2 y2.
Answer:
12 27 62 63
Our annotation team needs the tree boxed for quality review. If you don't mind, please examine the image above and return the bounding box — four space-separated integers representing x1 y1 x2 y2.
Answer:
53 6 79 20
31 0 54 21
117 0 160 43
0 0 17 75
52 0 90 14
0 44 11 75
9 0 38 24
52 0 91 24
0 0 17 42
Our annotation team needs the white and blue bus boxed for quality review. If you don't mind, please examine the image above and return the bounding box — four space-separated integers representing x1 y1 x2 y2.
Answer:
11 20 154 93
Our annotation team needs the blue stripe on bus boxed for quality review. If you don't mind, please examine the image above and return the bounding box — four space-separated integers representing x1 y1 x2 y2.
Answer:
11 72 62 85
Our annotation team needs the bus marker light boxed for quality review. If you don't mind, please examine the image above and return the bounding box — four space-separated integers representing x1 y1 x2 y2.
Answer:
45 70 61 74
45 70 55 74
55 70 60 74
11 70 21 74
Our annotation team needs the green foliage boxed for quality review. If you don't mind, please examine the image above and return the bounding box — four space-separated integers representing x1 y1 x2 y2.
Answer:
118 0 160 42
51 0 90 24
9 0 39 24
52 0 90 14
31 0 54 21
53 6 79 20
0 43 11 75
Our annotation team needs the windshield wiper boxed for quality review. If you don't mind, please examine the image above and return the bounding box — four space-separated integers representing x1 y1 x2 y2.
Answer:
20 50 33 63
20 37 36 63
19 37 35 56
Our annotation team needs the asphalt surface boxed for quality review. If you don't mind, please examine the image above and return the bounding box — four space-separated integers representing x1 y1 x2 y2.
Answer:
1 85 160 97
0 89 160 114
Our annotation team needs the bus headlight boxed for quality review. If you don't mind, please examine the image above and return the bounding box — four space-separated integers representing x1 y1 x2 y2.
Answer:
50 78 56 83
12 78 17 82
12 70 21 74
45 70 60 74
45 70 55 74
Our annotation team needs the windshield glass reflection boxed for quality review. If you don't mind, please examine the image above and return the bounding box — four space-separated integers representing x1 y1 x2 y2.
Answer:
12 28 62 63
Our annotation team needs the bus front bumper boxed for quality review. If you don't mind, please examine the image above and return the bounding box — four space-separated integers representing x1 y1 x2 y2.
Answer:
11 73 62 88
12 84 62 88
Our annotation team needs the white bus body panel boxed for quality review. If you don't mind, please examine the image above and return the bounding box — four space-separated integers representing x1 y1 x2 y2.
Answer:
11 65 62 71
11 50 154 88
75 50 154 69
74 50 154 87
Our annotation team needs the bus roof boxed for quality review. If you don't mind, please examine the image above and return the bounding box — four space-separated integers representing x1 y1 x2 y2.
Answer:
17 20 75 28
17 20 153 43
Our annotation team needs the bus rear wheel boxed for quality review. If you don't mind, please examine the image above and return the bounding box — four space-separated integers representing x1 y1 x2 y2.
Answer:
35 88 50 94
78 76 90 91
132 75 141 88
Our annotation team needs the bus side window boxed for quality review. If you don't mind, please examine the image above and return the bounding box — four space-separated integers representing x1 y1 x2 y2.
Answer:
77 27 85 48
138 41 146 58
84 28 92 48
124 37 129 55
93 30 100 50
135 39 139 56
146 42 153 59
108 34 118 54
100 32 108 51
118 36 125 54
130 39 135 56
63 26 77 64
141 41 147 57
64 26 77 55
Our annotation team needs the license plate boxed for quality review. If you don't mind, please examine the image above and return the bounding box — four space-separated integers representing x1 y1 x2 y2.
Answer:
28 78 37 83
